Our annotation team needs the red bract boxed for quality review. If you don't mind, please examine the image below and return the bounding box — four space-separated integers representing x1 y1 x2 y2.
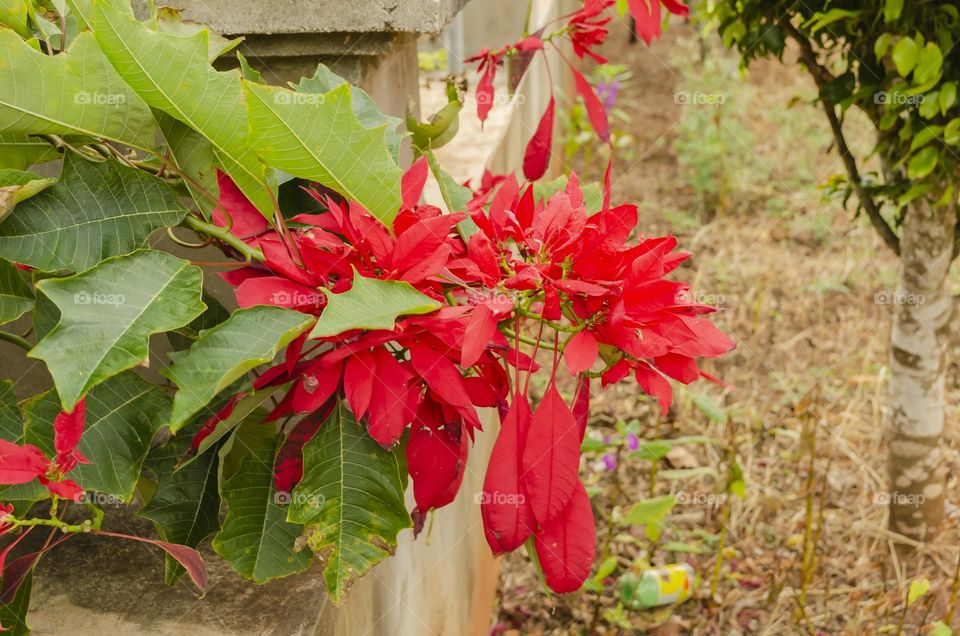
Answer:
628 0 690 45
523 96 556 181
212 160 732 594
0 399 89 501
568 0 615 63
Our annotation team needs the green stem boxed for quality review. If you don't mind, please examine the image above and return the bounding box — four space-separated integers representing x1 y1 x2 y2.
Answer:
502 327 557 351
183 215 265 263
0 331 32 351
517 306 581 332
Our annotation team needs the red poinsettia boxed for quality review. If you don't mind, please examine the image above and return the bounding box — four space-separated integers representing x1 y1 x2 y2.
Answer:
207 158 732 593
0 399 89 501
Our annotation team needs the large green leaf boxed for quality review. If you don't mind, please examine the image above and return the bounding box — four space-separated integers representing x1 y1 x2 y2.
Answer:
243 80 403 224
0 30 157 149
0 155 188 272
0 0 31 37
293 64 405 161
29 250 205 409
139 437 221 584
88 0 274 216
0 258 33 326
288 402 411 604
162 306 314 432
0 134 59 170
0 381 48 511
22 372 169 501
213 435 313 583
0 570 31 636
309 272 440 339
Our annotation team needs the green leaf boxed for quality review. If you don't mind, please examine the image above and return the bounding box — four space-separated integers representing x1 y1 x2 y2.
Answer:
930 620 953 636
213 435 313 583
0 570 32 636
621 495 676 526
906 577 930 606
309 272 440 339
0 156 188 272
909 125 942 152
919 92 941 119
288 402 411 604
293 64 405 161
175 383 285 471
874 33 893 60
0 380 48 511
157 113 219 219
154 6 241 62
914 43 943 86
0 30 157 149
0 169 55 221
22 372 169 501
0 258 33 326
162 306 314 431
945 118 960 145
243 80 403 224
88 0 274 216
691 393 728 423
29 250 205 409
139 437 221 584
883 0 903 22
0 134 59 170
0 0 31 37
939 82 957 114
167 291 231 351
907 146 939 179
658 466 719 480
892 37 919 77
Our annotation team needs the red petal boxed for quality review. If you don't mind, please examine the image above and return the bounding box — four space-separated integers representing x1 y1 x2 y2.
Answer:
94 530 208 591
53 398 86 458
564 331 599 375
662 0 690 16
461 304 498 368
212 171 269 239
521 383 581 524
409 342 479 429
477 65 496 123
627 0 661 45
401 156 429 209
0 440 48 485
481 393 535 553
634 362 673 416
572 376 590 441
343 350 376 419
572 68 610 143
523 97 555 181
406 415 468 513
235 277 323 311
43 478 84 501
533 480 595 593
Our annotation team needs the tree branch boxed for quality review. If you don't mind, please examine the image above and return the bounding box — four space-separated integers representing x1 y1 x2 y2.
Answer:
780 18 901 256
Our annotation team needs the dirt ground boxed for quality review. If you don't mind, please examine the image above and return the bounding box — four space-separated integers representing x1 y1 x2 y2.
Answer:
490 20 960 636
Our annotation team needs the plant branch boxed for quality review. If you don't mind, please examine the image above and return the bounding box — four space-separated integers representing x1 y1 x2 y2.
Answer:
182 215 265 263
0 331 32 351
780 18 900 256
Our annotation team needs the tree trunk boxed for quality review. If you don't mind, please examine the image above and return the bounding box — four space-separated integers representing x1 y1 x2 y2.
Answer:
887 198 957 541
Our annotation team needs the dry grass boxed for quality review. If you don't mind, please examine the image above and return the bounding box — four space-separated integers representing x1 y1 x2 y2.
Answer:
492 21 960 636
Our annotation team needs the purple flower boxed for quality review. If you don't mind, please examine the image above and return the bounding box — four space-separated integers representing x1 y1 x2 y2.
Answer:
627 432 639 451
596 78 620 113
603 453 617 471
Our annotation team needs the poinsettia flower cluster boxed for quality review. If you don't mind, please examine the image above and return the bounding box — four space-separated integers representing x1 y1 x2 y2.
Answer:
0 398 89 504
465 0 689 181
204 158 732 592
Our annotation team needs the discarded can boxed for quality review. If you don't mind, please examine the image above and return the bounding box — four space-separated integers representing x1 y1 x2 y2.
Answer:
619 563 696 609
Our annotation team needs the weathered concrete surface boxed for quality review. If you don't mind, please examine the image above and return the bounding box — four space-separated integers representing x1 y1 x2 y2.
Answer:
173 0 470 35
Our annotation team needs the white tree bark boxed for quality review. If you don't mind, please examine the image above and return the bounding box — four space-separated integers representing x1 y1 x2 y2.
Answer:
887 198 957 541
